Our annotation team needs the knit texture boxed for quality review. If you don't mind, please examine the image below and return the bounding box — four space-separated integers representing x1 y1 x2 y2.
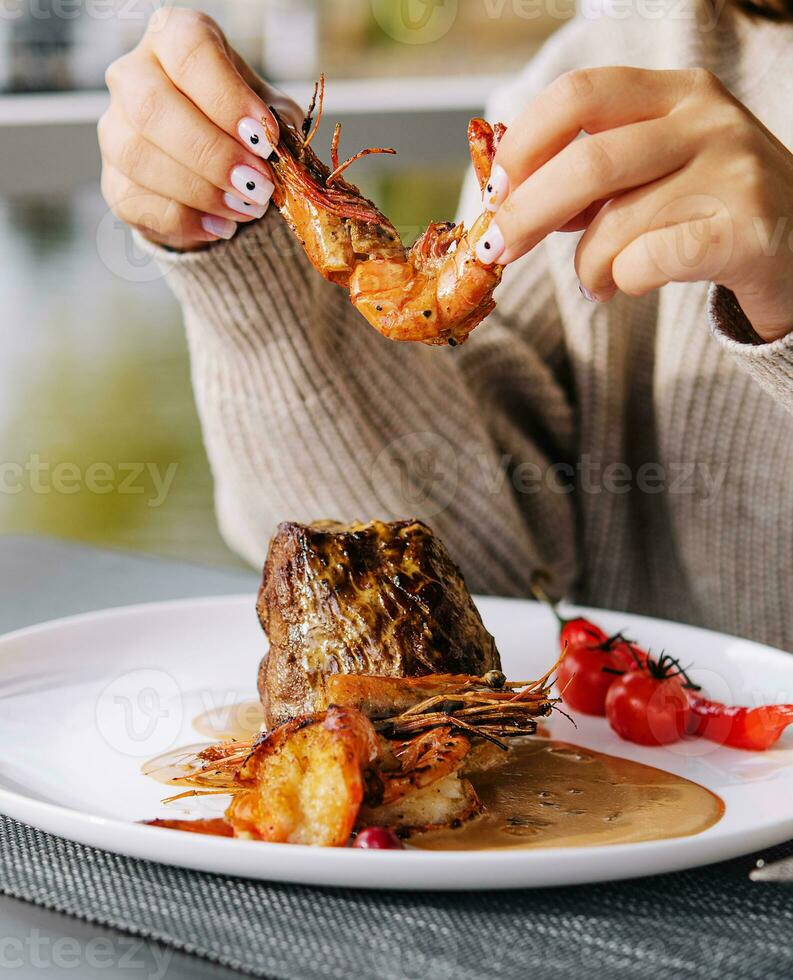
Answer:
152 2 793 651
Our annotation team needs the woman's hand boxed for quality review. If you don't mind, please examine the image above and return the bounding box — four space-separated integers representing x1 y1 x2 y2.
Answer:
476 67 793 342
99 6 303 250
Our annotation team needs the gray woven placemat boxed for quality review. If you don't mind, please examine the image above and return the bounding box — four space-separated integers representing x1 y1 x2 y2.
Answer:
1 815 791 980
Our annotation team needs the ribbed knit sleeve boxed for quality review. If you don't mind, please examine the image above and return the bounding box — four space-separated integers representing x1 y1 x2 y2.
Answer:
148 211 577 597
708 284 793 415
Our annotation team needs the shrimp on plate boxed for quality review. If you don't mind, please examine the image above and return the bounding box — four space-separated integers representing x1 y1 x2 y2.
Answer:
145 671 557 846
225 708 479 844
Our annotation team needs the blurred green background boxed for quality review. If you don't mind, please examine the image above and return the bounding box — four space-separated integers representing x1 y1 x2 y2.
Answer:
0 171 463 567
0 0 566 568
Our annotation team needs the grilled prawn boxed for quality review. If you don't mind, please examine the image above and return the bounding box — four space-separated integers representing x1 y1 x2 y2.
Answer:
268 76 506 347
225 707 479 844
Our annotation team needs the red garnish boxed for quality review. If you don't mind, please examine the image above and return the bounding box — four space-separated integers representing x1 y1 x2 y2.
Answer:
353 827 405 850
532 577 638 716
687 696 793 751
144 817 234 837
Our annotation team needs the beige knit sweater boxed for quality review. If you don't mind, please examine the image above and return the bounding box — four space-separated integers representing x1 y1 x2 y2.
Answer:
152 2 793 650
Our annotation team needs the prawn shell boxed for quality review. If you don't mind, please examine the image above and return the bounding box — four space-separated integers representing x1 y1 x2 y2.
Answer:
269 100 507 346
468 117 504 191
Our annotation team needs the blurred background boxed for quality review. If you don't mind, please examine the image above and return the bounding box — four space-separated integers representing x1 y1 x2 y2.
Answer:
0 0 569 567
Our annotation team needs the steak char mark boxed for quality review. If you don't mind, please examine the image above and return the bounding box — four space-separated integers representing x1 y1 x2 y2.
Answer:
257 519 501 728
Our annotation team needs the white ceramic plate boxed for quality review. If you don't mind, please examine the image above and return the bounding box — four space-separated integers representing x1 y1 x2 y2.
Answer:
1 595 792 890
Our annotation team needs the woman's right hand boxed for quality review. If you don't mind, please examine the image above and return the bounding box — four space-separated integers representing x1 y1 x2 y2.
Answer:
99 7 303 250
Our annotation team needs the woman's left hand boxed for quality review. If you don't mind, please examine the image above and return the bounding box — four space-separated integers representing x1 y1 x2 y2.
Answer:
477 67 793 342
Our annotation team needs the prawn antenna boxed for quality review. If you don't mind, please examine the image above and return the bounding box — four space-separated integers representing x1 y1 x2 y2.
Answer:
303 73 325 148
326 145 397 187
331 122 342 173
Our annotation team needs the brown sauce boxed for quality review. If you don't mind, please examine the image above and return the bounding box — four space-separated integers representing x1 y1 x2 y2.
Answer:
191 700 264 741
412 738 724 851
143 703 724 849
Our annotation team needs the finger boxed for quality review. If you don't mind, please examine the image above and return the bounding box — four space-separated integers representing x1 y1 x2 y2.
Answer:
557 198 608 234
108 59 275 207
476 115 694 266
574 173 691 298
145 7 280 155
485 67 695 211
227 47 305 133
612 212 731 296
98 110 267 222
102 164 236 249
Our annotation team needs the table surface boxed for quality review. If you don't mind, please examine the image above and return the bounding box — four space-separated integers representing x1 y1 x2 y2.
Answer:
2 534 791 980
0 534 258 980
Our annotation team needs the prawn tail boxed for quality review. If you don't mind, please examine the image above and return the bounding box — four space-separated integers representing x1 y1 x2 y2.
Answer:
468 118 508 192
411 221 462 264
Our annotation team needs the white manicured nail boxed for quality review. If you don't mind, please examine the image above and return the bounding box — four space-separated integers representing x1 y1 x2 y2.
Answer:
578 282 597 302
237 117 275 159
230 165 274 206
223 192 267 219
483 164 508 213
475 222 505 265
201 214 236 240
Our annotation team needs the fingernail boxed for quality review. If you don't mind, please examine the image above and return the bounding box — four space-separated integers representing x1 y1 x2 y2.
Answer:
483 164 508 213
237 117 275 159
475 222 505 265
578 282 597 302
223 192 267 219
201 214 236 240
230 165 274 206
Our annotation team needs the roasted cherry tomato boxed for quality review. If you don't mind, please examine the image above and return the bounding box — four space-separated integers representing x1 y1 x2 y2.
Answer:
533 576 663 717
605 655 693 746
556 629 627 716
555 618 644 716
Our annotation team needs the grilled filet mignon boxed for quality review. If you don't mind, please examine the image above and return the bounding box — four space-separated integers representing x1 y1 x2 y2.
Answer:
257 519 501 728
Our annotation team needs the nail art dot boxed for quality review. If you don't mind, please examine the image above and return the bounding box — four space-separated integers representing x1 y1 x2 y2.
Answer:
246 180 255 191
448 338 458 347
423 310 432 318
250 134 260 145
487 184 493 193
484 241 491 250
